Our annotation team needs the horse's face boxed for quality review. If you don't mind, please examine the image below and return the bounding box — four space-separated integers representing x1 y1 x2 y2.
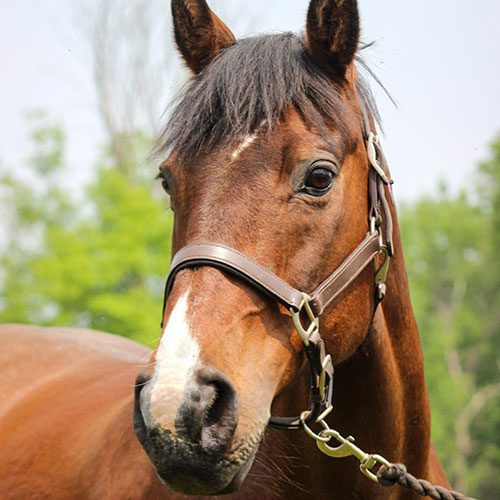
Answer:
135 0 375 495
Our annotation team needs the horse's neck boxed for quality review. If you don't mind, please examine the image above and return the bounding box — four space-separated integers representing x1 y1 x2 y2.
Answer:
376 206 431 471
334 253 431 469
268 216 431 498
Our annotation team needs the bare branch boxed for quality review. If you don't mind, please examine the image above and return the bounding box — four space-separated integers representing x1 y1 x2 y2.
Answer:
74 0 257 178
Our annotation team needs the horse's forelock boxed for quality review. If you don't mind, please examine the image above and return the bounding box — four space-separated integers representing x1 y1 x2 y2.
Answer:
158 33 380 162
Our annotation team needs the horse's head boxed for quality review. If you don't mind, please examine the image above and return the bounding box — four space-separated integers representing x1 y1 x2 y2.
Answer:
135 0 386 494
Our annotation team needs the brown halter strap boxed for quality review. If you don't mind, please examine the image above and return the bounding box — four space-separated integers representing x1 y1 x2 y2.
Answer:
161 102 394 430
165 232 381 317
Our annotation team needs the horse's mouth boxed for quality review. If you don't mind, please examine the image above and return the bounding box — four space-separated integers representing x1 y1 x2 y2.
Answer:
133 374 260 495
217 455 257 494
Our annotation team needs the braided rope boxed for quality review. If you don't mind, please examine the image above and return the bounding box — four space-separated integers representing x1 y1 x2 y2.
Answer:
377 464 476 500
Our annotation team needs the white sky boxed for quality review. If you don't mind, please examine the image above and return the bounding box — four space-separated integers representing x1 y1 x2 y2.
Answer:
1 0 499 202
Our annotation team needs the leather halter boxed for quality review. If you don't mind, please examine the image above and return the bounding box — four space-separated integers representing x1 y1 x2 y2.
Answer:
161 102 394 430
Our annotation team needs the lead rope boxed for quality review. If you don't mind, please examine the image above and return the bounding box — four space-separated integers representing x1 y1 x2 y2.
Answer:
377 464 474 500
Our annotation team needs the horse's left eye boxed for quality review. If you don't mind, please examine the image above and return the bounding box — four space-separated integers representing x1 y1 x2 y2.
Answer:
303 165 336 196
157 171 171 195
161 179 170 194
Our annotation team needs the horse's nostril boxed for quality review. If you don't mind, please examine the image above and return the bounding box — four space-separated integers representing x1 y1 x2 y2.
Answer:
134 372 152 445
200 372 238 452
175 367 238 455
204 382 227 427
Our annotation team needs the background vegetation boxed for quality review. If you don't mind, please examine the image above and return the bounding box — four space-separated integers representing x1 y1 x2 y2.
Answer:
0 2 499 498
400 139 500 496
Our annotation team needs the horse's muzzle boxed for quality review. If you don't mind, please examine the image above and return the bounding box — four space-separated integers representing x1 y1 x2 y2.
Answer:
134 370 249 495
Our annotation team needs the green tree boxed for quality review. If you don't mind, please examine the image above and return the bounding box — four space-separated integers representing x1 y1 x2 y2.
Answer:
400 137 500 497
0 113 173 345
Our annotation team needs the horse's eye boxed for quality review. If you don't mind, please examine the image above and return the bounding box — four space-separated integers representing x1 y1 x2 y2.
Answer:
161 179 170 194
303 165 336 196
157 171 171 195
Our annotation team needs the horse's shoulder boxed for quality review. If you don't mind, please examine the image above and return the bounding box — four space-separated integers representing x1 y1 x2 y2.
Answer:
0 324 150 425
0 323 151 365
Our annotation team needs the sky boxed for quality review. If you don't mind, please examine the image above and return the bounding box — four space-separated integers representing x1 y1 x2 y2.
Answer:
1 0 499 202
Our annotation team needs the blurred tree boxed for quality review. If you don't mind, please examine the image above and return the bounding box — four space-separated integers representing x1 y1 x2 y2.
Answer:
400 135 500 497
0 113 172 345
76 0 256 177
78 0 183 175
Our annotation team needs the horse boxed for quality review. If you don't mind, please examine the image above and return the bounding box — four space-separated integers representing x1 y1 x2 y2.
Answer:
0 1 451 498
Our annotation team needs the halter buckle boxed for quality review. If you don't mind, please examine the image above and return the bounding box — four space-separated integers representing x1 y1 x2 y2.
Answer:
375 246 391 300
290 293 319 347
292 294 334 417
367 132 391 185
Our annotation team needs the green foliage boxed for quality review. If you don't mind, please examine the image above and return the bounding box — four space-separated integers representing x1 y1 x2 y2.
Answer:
26 110 65 176
0 114 172 345
400 136 500 497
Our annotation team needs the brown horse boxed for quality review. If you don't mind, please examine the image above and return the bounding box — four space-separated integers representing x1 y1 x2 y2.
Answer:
0 1 451 498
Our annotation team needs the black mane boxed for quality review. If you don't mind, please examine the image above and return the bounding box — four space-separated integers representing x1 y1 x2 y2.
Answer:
159 32 379 159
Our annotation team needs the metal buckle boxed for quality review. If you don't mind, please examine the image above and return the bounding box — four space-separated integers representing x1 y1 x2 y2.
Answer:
318 350 334 404
290 293 319 347
370 216 384 248
375 246 391 300
291 293 334 418
367 132 391 185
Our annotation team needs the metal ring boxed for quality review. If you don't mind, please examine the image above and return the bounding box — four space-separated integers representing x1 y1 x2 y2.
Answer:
360 454 393 483
300 413 333 443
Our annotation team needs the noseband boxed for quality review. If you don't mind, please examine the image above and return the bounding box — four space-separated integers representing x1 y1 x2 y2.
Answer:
162 105 394 430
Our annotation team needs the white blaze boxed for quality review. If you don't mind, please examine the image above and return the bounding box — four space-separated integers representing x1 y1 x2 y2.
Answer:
231 133 258 160
148 290 200 430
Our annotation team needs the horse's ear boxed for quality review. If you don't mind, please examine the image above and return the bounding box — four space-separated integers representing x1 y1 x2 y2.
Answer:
305 0 360 75
171 0 236 74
